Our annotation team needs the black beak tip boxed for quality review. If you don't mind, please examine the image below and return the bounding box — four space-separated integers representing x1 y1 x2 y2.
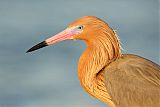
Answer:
26 41 48 53
26 49 32 53
26 50 30 53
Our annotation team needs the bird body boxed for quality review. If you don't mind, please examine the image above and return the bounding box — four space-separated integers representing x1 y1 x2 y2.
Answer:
27 16 160 107
105 54 160 107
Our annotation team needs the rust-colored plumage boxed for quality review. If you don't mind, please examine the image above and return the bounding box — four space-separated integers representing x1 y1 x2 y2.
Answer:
27 16 160 107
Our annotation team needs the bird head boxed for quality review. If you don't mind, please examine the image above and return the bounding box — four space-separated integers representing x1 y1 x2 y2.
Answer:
27 16 113 53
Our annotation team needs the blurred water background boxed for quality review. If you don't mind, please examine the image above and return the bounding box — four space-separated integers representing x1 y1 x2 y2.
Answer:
0 0 159 107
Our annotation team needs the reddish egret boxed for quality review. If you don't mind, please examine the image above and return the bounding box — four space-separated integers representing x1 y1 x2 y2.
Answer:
27 16 160 107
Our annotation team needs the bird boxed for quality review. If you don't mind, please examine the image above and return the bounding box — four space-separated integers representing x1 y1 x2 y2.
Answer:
27 16 160 107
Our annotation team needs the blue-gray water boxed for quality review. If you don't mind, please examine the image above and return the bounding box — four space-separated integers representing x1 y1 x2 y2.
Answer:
0 0 159 107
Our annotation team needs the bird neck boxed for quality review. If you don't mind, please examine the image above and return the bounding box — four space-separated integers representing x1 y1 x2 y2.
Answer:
78 31 121 107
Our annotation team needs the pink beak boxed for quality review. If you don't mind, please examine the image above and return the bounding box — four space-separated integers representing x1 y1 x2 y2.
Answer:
26 28 76 53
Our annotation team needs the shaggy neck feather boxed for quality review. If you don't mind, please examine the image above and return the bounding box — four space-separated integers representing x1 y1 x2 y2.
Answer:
78 31 121 107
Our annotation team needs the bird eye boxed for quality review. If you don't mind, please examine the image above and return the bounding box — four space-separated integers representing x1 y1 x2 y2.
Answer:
77 25 83 30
